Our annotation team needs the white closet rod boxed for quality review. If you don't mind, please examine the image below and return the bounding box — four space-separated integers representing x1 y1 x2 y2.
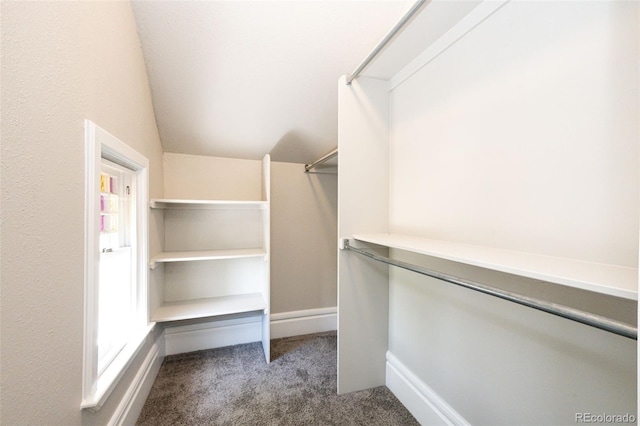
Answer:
343 240 637 340
304 148 338 172
346 0 427 85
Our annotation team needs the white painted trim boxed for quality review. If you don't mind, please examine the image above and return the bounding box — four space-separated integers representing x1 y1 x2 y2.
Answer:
261 154 271 363
386 351 470 426
108 337 164 426
163 308 338 356
389 0 510 90
164 316 263 356
83 120 151 410
270 307 337 339
81 324 155 411
84 120 101 401
270 307 337 321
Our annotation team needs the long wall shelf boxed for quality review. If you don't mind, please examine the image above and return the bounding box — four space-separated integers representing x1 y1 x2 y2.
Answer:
150 198 267 209
151 293 267 323
353 233 638 301
149 248 266 269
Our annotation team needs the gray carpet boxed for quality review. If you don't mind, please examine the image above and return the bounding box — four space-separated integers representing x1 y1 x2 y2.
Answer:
137 331 418 425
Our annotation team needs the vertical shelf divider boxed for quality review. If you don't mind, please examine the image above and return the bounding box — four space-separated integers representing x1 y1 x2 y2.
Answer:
261 154 271 363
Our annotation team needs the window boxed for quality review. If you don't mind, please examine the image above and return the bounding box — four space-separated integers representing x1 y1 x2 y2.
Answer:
98 160 136 375
82 120 151 411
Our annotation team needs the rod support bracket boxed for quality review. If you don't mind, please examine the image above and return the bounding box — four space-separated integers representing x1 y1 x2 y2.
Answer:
339 238 350 250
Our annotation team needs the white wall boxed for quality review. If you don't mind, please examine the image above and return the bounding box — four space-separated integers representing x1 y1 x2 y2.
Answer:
389 1 638 267
163 152 262 200
387 1 638 423
390 251 636 424
1 2 164 424
270 161 337 313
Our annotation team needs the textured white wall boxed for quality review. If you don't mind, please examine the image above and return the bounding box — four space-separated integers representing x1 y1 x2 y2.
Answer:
270 161 337 313
1 2 164 424
387 1 638 423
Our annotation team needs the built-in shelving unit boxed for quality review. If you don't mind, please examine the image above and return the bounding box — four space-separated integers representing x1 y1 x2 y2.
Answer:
149 155 271 362
353 233 638 301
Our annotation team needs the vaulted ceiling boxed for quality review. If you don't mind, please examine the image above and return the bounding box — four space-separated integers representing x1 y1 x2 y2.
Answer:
131 0 414 164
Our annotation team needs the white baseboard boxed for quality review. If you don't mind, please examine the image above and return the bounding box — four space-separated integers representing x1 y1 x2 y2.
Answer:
386 351 470 426
163 307 337 356
164 316 263 356
109 337 164 426
270 307 337 339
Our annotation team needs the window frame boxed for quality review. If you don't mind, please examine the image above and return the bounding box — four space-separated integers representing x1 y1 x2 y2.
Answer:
82 120 151 411
97 159 136 375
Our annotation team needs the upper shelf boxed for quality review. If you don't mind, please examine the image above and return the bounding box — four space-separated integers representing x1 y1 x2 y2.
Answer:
352 233 638 301
150 198 267 209
358 0 483 81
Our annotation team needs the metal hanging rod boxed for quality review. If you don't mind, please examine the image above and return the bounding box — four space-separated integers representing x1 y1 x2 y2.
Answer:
346 0 428 85
343 240 637 340
304 148 338 173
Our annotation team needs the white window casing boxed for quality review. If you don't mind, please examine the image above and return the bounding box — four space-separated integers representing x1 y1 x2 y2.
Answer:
82 120 152 411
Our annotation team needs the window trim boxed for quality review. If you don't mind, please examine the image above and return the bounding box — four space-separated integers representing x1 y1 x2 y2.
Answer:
82 120 151 411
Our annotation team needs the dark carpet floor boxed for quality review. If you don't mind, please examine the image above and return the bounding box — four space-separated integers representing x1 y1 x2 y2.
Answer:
136 331 418 425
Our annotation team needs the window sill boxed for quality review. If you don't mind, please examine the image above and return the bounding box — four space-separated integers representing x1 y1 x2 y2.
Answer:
81 323 155 412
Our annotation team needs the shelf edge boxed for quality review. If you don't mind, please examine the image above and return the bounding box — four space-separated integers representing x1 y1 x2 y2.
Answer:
352 233 638 300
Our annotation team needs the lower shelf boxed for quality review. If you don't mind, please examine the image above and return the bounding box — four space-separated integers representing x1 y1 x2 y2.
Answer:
151 292 267 322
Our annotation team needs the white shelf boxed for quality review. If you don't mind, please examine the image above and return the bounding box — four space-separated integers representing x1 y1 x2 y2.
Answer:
361 0 486 82
352 233 638 301
151 293 267 322
150 248 266 269
150 198 267 209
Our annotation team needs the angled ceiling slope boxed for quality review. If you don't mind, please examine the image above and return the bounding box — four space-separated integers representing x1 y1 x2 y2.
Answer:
131 0 413 163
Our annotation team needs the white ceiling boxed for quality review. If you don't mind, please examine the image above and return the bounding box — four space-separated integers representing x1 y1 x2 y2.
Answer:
131 0 415 163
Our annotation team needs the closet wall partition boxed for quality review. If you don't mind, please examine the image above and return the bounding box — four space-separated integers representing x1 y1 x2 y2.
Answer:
338 1 638 424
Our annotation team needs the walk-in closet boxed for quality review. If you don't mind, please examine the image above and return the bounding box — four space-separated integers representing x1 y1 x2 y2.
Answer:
2 0 638 425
